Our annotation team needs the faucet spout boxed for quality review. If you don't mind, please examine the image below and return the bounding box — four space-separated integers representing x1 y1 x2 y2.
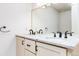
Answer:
29 29 34 35
64 31 68 38
39 29 43 34
57 32 62 38
52 32 56 37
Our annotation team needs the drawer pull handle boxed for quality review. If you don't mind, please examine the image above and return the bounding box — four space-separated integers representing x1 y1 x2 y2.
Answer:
35 45 38 51
22 40 25 45
27 44 31 47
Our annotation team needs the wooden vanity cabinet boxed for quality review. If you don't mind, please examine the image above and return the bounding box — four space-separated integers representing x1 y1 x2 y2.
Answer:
16 36 25 56
16 36 36 56
36 42 67 56
16 36 75 56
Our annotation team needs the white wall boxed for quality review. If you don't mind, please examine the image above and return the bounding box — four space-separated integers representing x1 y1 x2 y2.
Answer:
72 4 79 34
32 7 59 33
0 3 32 34
59 10 71 33
0 3 32 56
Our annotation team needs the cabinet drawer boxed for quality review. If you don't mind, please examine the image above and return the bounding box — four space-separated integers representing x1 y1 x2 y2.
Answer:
24 49 35 56
24 39 36 53
37 42 67 56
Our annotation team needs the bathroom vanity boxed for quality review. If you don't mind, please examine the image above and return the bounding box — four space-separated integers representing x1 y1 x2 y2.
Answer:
15 3 79 56
16 34 79 56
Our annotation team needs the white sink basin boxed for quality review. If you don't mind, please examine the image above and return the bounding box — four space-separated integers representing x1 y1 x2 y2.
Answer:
34 34 79 47
17 33 79 49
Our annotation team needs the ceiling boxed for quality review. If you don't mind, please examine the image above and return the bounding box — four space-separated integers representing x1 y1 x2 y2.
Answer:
52 3 71 12
32 3 71 12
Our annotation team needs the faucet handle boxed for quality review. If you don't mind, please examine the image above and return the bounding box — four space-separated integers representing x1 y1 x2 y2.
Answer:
70 32 74 36
67 32 74 36
52 32 56 37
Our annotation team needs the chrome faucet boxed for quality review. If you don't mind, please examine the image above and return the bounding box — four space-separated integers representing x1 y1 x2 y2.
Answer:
57 32 62 38
64 31 69 38
64 31 74 38
29 29 34 35
39 29 43 34
52 32 56 37
69 32 74 36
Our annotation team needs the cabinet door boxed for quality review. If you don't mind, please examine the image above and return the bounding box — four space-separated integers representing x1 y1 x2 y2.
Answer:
37 42 66 56
16 37 25 56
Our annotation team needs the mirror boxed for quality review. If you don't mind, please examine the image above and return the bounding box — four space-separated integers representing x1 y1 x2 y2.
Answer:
31 3 71 34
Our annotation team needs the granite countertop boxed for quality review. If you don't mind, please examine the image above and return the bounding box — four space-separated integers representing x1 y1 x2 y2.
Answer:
16 33 79 49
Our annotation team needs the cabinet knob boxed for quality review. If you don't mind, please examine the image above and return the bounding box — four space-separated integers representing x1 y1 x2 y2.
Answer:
27 44 31 47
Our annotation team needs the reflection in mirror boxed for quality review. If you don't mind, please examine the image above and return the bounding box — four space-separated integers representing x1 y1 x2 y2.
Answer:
32 3 71 34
